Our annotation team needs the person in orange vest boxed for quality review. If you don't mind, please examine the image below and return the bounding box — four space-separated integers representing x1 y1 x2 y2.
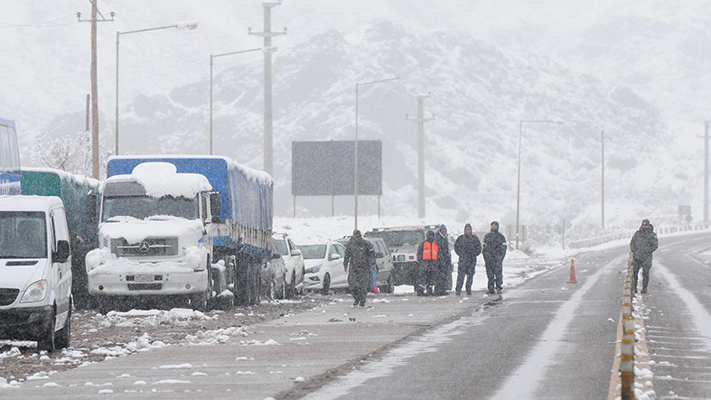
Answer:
416 230 438 296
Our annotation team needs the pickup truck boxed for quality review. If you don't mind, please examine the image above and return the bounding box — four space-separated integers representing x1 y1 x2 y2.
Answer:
85 156 273 311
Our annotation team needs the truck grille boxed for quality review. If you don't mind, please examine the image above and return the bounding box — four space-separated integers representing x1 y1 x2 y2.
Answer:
112 237 179 257
0 288 19 306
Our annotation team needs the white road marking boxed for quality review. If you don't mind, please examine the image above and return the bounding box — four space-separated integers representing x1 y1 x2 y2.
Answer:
655 262 711 352
490 256 623 400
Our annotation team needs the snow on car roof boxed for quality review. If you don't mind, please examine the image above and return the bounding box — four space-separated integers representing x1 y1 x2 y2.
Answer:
105 162 212 199
0 195 62 211
109 155 273 185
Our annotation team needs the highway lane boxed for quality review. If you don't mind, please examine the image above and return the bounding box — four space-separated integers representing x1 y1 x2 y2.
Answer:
305 233 711 400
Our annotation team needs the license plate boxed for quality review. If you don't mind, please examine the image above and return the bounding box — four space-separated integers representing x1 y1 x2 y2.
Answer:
135 275 153 283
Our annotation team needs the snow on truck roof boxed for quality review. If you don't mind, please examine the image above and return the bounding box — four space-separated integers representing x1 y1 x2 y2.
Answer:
108 155 273 185
105 162 212 199
23 166 100 188
0 195 62 211
0 116 16 130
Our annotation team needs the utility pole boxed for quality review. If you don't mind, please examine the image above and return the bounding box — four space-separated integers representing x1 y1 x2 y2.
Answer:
596 127 612 230
249 1 286 177
78 2 114 179
85 94 90 132
406 93 434 219
700 122 711 224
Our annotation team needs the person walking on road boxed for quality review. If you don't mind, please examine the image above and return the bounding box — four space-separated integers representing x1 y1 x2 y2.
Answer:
483 221 507 295
454 223 482 295
630 219 659 294
344 230 375 306
416 230 439 296
434 224 452 295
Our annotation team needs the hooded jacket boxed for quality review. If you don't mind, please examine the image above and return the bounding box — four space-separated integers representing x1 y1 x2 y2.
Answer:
483 229 507 263
630 224 658 262
455 230 482 266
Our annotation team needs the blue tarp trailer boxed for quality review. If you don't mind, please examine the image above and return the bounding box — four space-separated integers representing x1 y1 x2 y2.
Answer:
106 156 273 305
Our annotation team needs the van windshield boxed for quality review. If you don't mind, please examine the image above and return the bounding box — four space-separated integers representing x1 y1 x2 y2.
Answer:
0 212 47 259
102 195 199 222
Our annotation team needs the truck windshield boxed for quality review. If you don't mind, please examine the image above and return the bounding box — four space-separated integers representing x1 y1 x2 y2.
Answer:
298 245 326 260
365 231 422 248
0 212 47 259
102 196 199 222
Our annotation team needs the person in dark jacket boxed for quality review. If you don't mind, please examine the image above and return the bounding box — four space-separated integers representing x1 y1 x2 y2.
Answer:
454 223 482 295
344 230 375 306
434 224 452 295
483 221 507 295
416 230 438 296
630 219 659 294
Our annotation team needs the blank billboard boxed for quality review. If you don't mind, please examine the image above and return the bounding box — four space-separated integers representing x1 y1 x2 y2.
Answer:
292 140 382 196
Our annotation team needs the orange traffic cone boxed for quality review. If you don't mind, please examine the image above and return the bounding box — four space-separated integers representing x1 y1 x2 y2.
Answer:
567 258 579 284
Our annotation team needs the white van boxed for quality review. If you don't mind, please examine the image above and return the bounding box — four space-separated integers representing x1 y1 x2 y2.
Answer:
0 196 72 351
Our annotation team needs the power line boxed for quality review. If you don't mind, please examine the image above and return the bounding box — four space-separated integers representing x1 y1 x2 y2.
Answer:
0 14 76 28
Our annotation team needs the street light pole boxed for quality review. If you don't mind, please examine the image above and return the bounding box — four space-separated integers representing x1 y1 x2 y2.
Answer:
515 119 563 249
406 93 435 219
114 21 199 155
209 47 265 155
249 1 286 176
354 76 400 230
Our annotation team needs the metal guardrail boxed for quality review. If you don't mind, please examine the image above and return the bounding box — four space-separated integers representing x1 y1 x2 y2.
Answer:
620 253 635 400
568 224 711 249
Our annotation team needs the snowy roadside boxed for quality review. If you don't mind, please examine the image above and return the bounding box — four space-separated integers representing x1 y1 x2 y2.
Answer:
0 298 327 389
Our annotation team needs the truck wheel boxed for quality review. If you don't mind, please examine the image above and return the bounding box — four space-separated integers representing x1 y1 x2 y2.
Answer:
234 259 248 306
191 263 213 311
285 271 296 299
322 273 331 295
37 308 57 352
55 306 72 349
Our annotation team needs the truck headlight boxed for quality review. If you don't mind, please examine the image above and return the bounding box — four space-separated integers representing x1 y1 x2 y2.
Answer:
21 280 48 303
305 264 322 274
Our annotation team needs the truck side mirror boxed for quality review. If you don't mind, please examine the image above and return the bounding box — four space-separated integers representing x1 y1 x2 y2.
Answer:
53 240 71 264
210 193 222 223
86 192 98 226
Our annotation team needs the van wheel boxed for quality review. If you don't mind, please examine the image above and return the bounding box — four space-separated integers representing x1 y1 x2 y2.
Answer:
55 306 72 349
321 273 331 295
37 308 57 352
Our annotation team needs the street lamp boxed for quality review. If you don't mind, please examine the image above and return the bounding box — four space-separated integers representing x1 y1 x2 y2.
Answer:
515 119 564 249
115 20 199 155
354 76 400 230
209 47 276 155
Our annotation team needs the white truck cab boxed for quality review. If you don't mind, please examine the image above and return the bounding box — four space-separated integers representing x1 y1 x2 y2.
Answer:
0 196 72 351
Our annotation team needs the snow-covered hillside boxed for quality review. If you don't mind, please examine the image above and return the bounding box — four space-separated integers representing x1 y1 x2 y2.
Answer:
2 1 704 242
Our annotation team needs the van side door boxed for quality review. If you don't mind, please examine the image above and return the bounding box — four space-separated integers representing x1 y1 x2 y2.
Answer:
50 206 72 324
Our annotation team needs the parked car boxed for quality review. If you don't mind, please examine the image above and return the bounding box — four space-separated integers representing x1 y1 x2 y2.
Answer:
301 241 347 294
336 237 395 293
272 233 305 298
262 242 288 300
0 196 73 351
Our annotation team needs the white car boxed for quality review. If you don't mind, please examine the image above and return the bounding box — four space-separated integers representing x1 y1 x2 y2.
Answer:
301 241 347 294
272 233 305 298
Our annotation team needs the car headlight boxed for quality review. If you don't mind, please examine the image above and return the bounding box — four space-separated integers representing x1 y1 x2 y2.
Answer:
397 255 406 261
305 264 322 274
21 280 48 303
